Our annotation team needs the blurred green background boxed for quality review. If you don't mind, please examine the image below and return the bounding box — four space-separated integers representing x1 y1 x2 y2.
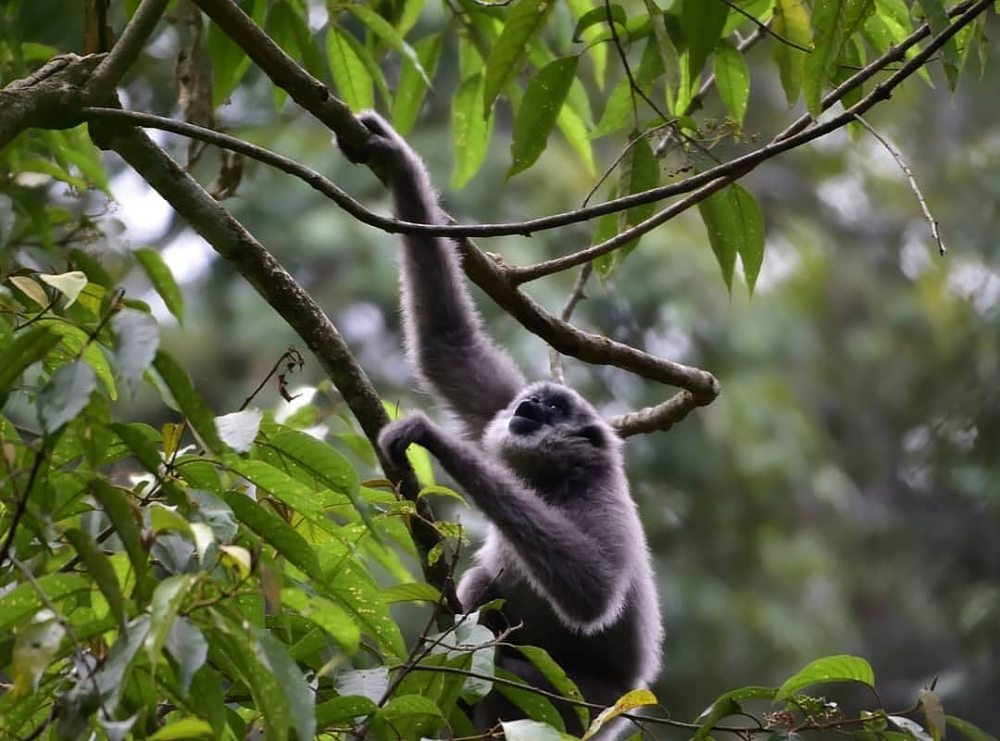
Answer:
11 3 1000 731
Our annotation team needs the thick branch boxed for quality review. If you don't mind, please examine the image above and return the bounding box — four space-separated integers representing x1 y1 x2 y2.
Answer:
87 118 460 611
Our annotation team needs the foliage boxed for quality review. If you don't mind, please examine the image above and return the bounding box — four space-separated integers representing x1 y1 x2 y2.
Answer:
0 0 998 740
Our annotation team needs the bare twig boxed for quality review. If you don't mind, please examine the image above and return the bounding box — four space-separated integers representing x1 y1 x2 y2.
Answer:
549 262 593 383
853 114 946 255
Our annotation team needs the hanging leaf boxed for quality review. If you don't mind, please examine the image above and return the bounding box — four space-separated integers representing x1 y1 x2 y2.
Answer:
135 248 185 324
452 73 493 188
803 0 875 116
215 408 263 454
483 0 557 115
392 33 444 135
714 39 750 125
508 57 579 178
327 27 374 113
773 0 812 104
697 182 765 295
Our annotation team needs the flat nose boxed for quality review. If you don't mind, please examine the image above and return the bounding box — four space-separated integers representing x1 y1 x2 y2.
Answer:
514 399 543 421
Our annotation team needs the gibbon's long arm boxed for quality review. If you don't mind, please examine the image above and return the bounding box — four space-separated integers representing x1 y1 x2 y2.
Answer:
379 413 625 626
344 113 526 436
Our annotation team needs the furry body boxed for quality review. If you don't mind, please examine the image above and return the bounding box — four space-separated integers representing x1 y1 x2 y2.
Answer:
342 113 663 735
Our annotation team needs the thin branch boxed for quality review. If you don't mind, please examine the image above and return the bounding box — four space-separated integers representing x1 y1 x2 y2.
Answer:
548 262 593 383
0 447 45 568
853 114 946 255
717 0 810 53
83 0 170 101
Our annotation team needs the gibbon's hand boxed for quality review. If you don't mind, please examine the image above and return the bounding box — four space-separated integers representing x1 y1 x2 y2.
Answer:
336 111 407 170
378 412 434 469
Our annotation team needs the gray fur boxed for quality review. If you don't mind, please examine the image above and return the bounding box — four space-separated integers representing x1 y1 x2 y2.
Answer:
341 112 663 736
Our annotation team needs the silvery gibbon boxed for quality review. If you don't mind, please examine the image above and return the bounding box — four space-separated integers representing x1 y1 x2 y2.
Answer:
339 112 662 737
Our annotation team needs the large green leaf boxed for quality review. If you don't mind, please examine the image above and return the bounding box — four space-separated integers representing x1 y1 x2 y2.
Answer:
346 5 429 84
803 0 875 116
153 350 222 453
90 478 149 586
676 0 730 113
0 574 89 633
392 33 444 136
327 27 374 113
775 654 875 700
135 248 184 325
222 490 323 580
280 588 361 653
714 39 750 125
483 0 557 115
64 528 125 628
508 57 579 178
773 0 812 105
452 73 493 189
696 182 765 295
916 0 960 90
0 326 59 394
258 631 316 741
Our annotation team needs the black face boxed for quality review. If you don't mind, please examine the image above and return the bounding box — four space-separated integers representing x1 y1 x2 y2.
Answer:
508 391 569 436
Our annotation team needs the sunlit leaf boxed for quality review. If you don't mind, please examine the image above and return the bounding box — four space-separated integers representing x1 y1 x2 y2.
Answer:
392 33 444 135
215 408 263 453
714 39 750 125
803 0 874 116
775 654 875 700
38 270 87 306
483 0 557 115
582 688 657 740
147 718 214 740
773 0 813 105
452 73 493 189
135 247 185 324
327 27 374 113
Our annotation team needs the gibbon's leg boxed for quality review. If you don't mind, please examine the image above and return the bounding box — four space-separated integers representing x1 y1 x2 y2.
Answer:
378 413 627 628
339 113 526 437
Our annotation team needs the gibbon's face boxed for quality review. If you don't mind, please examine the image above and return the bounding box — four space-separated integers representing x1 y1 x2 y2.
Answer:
483 382 617 471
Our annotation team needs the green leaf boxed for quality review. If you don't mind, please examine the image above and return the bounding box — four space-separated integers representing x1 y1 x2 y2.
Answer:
773 0 812 104
327 27 374 113
556 101 595 175
317 539 407 661
0 574 89 632
113 308 160 395
392 33 444 136
571 4 627 42
697 182 765 295
135 247 185 324
380 582 441 604
916 0 960 90
316 695 378 727
65 528 125 628
517 645 588 729
0 327 60 394
214 621 291 741
207 0 262 106
153 350 223 453
147 717 213 740
508 57 579 179
693 686 776 741
502 719 563 741
146 574 196 669
223 456 329 522
592 39 663 138
803 0 875 116
946 715 999 741
38 360 96 434
714 40 750 125
374 694 445 739
90 479 149 585
258 632 316 741
676 0 730 113
452 73 493 189
223 490 323 580
41 319 117 399
265 428 361 505
483 0 557 115
346 5 430 84
774 654 875 700
215 408 263 454
281 588 361 653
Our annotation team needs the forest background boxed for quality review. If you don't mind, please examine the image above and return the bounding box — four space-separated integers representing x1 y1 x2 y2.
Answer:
1 0 999 740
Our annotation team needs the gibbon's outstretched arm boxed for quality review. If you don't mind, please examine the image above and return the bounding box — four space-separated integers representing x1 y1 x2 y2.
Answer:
379 413 625 626
340 113 526 436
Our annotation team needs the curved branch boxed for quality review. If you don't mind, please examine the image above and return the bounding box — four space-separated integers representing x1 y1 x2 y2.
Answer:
83 0 170 101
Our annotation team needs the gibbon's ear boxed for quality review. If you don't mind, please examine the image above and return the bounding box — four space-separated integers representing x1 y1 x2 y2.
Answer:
578 424 609 449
